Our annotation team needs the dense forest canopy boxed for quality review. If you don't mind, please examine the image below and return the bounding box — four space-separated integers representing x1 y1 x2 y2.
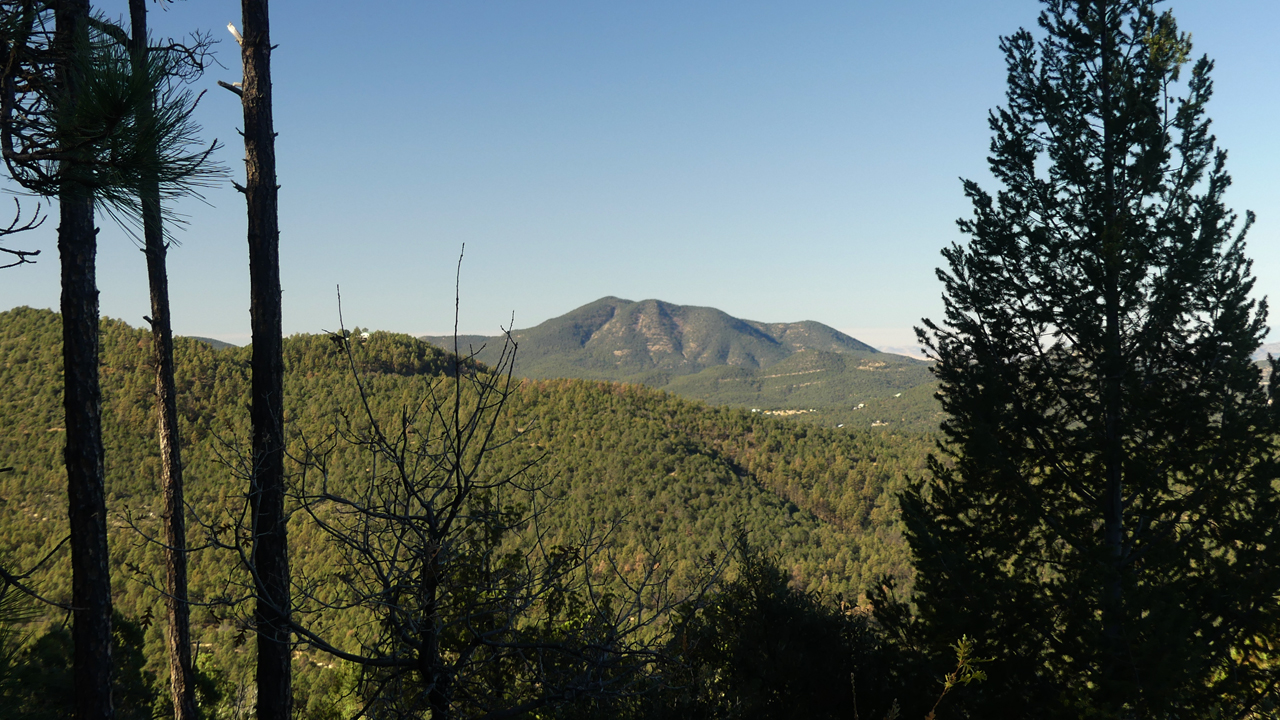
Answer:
423 296 943 433
4 0 1279 717
0 307 933 716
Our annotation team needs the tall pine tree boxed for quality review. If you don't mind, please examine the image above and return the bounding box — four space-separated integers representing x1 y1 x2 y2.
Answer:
876 1 1280 717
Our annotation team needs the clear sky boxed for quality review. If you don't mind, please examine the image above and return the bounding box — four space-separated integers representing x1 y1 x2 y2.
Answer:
1 0 1276 350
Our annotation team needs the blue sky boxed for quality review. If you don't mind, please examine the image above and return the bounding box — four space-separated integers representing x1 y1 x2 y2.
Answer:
1 0 1277 350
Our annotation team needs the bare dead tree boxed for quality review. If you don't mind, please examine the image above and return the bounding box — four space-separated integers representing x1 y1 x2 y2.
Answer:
208 284 715 720
172 282 724 718
222 2 290 718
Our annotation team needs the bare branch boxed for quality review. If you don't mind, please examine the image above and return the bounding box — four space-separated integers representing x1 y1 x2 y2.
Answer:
257 286 717 718
0 197 44 267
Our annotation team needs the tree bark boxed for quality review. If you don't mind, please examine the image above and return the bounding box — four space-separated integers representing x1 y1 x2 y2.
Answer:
422 541 448 720
1096 0 1128 706
239 1 290 718
56 1 113 718
62 189 113 720
127 3 197 719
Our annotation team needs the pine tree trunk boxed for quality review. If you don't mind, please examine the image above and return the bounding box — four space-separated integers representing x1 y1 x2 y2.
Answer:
62 188 113 720
422 543 448 720
127 3 197 719
56 1 114 718
1096 0 1128 706
239 1 290 718
149 219 197 720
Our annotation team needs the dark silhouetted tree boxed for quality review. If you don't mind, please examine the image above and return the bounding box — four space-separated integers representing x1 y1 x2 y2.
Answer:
0 613 159 720
54 3 114 716
875 1 1280 718
226 2 290 718
0 3 220 718
655 538 892 720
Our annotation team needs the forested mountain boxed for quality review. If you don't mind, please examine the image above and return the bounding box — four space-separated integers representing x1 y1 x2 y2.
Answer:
425 296 877 372
423 297 942 432
181 336 238 351
0 306 932 714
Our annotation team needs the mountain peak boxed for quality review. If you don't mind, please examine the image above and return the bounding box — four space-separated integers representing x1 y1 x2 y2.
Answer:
424 297 881 378
420 297 937 431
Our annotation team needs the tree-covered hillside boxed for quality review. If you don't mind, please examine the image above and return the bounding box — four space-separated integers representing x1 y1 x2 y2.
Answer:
0 307 932 711
426 296 877 373
424 296 943 432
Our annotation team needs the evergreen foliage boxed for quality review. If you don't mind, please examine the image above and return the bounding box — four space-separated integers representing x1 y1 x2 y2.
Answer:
0 1 221 223
876 1 1280 717
424 297 942 432
0 306 932 715
281 331 702 719
0 613 158 720
425 296 878 376
657 537 895 720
